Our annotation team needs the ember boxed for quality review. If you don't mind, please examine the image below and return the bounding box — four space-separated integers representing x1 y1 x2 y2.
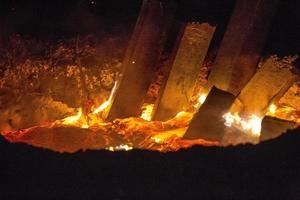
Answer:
0 0 299 154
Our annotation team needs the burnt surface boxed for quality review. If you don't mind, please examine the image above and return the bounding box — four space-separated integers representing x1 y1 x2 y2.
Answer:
1 128 300 199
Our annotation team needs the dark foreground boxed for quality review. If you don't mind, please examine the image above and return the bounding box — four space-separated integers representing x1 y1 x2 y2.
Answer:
1 128 300 199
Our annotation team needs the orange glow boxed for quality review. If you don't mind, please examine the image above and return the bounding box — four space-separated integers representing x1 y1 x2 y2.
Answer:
223 112 262 137
106 144 133 152
61 108 83 125
54 81 119 129
268 104 277 115
194 93 207 108
198 94 207 104
93 100 110 114
93 81 118 114
266 104 299 124
140 103 154 121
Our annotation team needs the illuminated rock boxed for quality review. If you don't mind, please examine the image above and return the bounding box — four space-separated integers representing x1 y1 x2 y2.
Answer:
153 22 215 121
106 0 176 120
205 0 279 96
230 56 299 117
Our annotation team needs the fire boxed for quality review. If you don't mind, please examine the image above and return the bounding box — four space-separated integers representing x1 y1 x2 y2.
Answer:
268 104 277 115
266 104 300 124
175 111 188 118
61 108 83 125
93 81 118 114
223 112 262 136
140 103 154 121
194 93 207 108
81 124 89 129
151 127 188 144
58 81 119 128
106 144 133 151
93 100 110 114
198 94 207 104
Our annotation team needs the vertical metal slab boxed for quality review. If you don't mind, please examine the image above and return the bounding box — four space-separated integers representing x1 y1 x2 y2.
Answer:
184 86 236 141
205 0 279 96
153 23 215 121
105 0 176 120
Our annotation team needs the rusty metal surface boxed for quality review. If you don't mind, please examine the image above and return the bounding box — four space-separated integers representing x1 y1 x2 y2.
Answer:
206 0 279 96
153 22 215 121
106 0 176 120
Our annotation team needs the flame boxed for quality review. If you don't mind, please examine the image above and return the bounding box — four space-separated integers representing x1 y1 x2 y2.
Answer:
198 94 207 104
81 124 89 129
59 81 119 128
175 111 187 118
61 108 82 125
106 144 133 151
247 115 262 136
151 127 187 144
140 103 154 121
194 93 207 108
268 104 277 115
93 81 118 114
266 104 300 124
93 100 110 114
223 112 262 136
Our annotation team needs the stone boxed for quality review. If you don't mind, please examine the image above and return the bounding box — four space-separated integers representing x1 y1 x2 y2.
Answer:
205 0 279 96
153 22 216 121
230 56 298 117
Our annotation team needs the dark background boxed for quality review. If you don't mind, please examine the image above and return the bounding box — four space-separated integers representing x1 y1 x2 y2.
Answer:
1 128 300 199
0 0 299 55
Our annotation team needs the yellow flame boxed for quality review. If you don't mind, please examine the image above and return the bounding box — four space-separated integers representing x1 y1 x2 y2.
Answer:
198 94 207 104
106 144 133 151
151 136 162 143
223 112 262 136
223 112 236 127
175 111 187 118
140 104 154 121
194 93 207 108
81 124 89 129
93 100 110 114
248 115 262 136
268 104 277 114
266 104 299 124
93 81 118 114
151 127 187 144
62 108 82 125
